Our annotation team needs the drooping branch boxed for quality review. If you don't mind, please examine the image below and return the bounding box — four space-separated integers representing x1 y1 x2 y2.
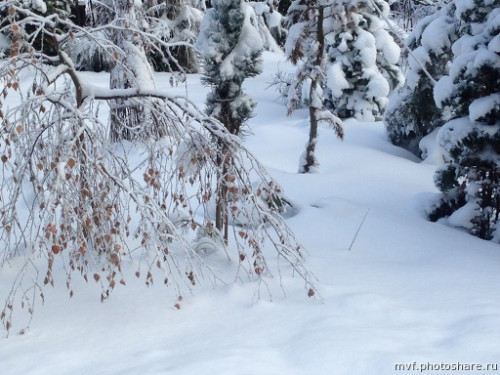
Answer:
0 1 318 334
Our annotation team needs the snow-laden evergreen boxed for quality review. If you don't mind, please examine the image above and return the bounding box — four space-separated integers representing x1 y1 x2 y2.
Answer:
284 0 343 173
248 0 287 51
385 2 457 156
197 0 264 241
323 0 403 121
429 0 500 241
197 0 263 135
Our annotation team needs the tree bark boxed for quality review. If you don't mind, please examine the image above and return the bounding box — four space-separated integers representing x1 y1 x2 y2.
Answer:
301 5 324 173
109 0 148 141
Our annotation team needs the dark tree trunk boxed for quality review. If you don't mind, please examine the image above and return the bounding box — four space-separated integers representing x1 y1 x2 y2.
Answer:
300 5 325 173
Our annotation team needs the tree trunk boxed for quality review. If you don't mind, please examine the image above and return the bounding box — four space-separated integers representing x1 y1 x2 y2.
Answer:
215 150 229 244
109 0 156 141
215 100 236 244
300 5 324 173
301 101 319 173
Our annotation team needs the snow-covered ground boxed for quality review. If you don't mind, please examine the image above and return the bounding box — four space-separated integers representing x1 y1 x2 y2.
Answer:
1 52 499 375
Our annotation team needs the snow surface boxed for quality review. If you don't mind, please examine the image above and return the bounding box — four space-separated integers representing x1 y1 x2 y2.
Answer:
1 52 499 374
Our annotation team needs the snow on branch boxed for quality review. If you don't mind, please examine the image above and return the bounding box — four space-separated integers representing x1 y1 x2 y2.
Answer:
0 1 317 333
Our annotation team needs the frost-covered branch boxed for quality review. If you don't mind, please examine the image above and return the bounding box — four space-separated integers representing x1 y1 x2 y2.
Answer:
0 0 318 333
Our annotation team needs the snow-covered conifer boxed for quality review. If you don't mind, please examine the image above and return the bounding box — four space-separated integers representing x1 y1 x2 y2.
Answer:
197 0 263 240
429 0 500 241
323 0 404 121
384 2 456 155
284 0 343 173
197 0 263 136
249 0 287 50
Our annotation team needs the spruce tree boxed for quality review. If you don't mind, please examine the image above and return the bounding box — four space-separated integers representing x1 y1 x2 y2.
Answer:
197 0 262 135
248 0 287 49
197 0 263 240
429 0 500 241
285 0 344 173
323 0 403 121
384 2 457 155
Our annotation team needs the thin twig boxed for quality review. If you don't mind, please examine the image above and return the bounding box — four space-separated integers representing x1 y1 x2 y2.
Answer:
348 208 370 251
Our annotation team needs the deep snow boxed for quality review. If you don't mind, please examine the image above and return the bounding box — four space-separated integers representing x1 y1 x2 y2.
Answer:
1 52 499 375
